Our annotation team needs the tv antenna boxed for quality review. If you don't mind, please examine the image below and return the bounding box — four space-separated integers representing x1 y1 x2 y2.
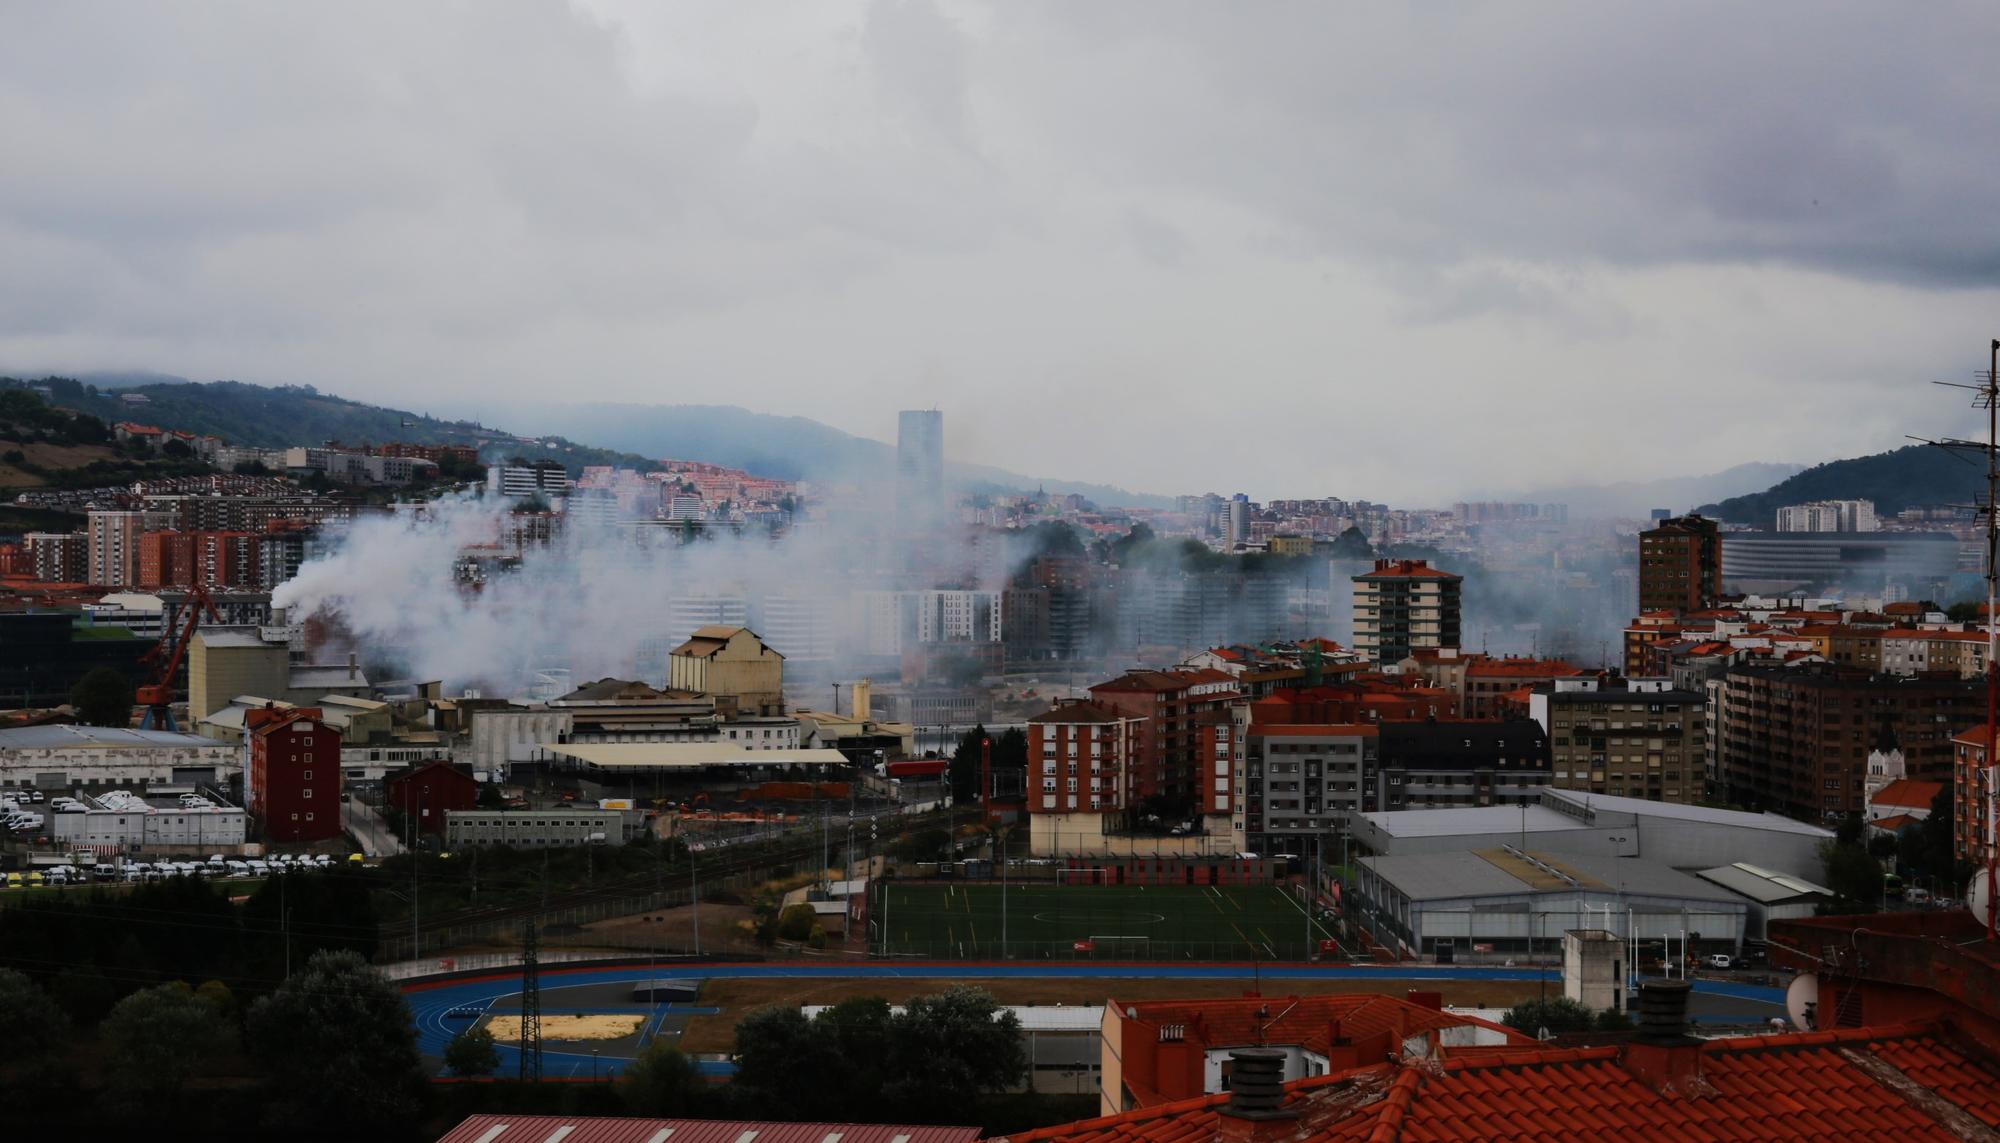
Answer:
1913 339 2000 937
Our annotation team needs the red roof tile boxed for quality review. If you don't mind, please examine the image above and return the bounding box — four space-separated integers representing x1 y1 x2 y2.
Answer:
999 1021 2000 1143
1871 779 1944 810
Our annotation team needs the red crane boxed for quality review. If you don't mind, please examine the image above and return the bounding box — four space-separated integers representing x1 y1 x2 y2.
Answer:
136 584 221 731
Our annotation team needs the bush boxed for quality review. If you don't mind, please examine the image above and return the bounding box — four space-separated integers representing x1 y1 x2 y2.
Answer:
1500 996 1599 1037
444 1026 500 1077
777 903 817 942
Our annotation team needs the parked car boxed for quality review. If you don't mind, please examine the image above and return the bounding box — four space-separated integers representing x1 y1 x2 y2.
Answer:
1706 953 1734 970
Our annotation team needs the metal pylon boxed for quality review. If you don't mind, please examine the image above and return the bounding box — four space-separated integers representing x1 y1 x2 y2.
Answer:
518 919 543 1081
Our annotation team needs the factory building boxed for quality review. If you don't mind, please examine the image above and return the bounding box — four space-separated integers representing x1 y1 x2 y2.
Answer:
1347 786 1832 876
0 725 237 790
1353 846 1750 962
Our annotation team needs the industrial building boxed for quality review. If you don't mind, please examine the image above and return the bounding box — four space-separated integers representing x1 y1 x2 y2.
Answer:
1352 846 1750 961
1346 786 1832 876
444 807 647 848
1719 529 1959 594
50 789 246 851
666 626 786 716
1692 862 1833 939
0 725 238 790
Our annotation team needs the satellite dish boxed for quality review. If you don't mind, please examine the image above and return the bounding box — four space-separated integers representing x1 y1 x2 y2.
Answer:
1786 973 1820 1031
1970 866 1999 919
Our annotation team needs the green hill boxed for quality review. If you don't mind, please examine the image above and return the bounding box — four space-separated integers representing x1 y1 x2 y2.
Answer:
1697 444 1977 526
0 377 662 476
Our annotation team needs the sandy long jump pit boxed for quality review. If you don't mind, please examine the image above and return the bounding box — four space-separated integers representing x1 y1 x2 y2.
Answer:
483 1014 645 1042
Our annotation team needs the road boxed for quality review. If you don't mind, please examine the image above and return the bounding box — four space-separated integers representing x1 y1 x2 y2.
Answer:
344 799 404 858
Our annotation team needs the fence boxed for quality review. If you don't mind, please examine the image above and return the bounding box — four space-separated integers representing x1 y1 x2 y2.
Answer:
375 865 764 963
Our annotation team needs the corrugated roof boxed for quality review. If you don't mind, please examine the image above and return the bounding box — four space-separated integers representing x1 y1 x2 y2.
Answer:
0 725 225 749
437 1118 980 1143
1694 862 1833 904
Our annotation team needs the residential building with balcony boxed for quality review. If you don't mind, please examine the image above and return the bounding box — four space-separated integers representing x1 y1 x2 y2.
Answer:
1351 559 1461 665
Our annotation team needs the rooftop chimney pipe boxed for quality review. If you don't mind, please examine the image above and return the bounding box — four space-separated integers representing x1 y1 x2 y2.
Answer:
1637 977 1692 1043
1221 1048 1297 1122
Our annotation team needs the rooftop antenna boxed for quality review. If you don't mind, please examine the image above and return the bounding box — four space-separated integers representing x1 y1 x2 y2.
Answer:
1915 338 2000 937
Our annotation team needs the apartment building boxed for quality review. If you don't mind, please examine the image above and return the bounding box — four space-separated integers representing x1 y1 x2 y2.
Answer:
1351 559 1462 665
1374 720 1551 811
1528 678 1705 804
1236 723 1377 857
1026 702 1143 849
1714 665 1983 822
1637 514 1720 613
1087 669 1240 809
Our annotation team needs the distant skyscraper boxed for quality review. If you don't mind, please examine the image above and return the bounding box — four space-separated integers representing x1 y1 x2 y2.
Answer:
897 409 945 524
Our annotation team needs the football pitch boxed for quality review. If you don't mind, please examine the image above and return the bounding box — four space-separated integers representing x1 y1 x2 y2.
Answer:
871 881 1341 960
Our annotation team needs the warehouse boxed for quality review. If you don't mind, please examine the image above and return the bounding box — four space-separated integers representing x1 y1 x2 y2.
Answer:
1353 846 1749 962
1693 862 1833 939
444 807 648 848
1346 786 1830 876
0 725 238 790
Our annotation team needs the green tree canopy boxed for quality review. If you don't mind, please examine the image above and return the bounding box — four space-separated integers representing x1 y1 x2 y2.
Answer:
0 967 67 1064
245 949 427 1142
619 1041 702 1116
100 982 234 1107
883 986 1026 1119
1500 996 1599 1037
69 665 134 728
443 1025 499 1077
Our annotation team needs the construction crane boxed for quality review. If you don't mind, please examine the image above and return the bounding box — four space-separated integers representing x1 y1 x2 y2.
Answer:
135 584 220 731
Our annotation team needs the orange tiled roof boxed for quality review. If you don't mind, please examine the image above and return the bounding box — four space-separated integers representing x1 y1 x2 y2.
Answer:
1869 814 1921 832
1465 658 1583 678
1871 779 1943 810
999 1020 2000 1143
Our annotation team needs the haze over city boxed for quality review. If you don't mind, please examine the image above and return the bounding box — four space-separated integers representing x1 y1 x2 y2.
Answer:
9 6 2000 1141
7 3 2000 501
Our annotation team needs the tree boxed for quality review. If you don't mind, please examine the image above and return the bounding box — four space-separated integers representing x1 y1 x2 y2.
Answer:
1327 526 1373 560
951 725 989 803
1819 838 1883 915
443 1025 499 1077
619 1041 701 1115
245 949 428 1142
1500 996 1598 1037
69 666 134 728
100 982 233 1106
0 967 67 1065
732 1005 850 1117
883 986 1026 1119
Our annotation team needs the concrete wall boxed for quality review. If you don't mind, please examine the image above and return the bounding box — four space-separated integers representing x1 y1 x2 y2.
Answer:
189 638 289 721
1029 811 1238 857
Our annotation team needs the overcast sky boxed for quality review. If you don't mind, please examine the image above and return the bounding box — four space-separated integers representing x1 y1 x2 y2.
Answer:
4 2 1999 503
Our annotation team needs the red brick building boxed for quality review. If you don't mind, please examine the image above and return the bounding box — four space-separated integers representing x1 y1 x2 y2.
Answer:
1637 513 1721 613
137 529 260 589
246 706 342 842
1027 701 1141 819
384 759 479 836
1087 669 1240 810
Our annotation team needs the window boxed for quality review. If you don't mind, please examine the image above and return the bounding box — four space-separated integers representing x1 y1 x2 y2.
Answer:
306 812 314 822
303 771 312 781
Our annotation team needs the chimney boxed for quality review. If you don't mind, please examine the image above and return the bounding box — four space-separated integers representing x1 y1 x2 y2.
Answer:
348 651 357 681
851 678 871 722
1623 978 1706 1097
1219 1048 1298 1134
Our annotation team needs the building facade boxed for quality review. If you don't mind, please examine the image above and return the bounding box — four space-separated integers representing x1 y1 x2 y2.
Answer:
245 707 342 842
1351 560 1462 665
1714 666 1983 822
1529 678 1706 804
1637 514 1721 613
